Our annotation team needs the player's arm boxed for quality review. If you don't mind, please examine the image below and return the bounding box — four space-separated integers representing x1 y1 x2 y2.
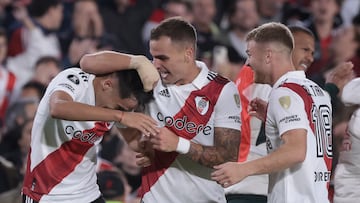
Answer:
211 129 306 187
150 127 239 167
49 90 158 136
188 127 240 167
79 51 159 92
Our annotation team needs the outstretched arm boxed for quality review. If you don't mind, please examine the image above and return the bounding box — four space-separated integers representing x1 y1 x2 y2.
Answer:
79 51 160 92
79 51 132 74
211 129 306 187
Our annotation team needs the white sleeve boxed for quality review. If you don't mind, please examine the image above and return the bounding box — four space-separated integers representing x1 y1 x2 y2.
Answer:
46 68 92 100
267 87 308 137
342 77 360 106
214 81 241 130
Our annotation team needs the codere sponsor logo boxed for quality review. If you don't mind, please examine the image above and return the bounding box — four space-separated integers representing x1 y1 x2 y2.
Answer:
156 112 212 135
65 125 102 144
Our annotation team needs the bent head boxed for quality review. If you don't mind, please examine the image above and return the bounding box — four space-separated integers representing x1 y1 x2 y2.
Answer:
246 22 294 85
149 17 197 85
96 69 153 112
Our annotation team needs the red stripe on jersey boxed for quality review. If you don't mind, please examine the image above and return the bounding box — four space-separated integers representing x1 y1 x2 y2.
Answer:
139 75 230 196
236 66 254 162
22 122 109 201
281 83 333 189
168 75 229 139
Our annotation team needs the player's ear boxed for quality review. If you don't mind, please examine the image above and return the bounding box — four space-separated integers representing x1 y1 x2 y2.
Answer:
184 46 193 63
102 78 113 91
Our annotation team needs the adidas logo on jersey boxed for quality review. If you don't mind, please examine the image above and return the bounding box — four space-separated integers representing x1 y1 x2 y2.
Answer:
159 88 170 97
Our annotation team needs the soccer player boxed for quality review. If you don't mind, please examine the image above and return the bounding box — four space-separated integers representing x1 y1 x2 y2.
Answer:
211 22 333 203
80 17 241 203
333 77 360 203
21 53 160 203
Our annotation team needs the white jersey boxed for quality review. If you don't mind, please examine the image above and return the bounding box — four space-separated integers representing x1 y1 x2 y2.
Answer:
141 61 241 203
334 77 360 203
226 65 271 196
266 71 332 203
22 68 113 202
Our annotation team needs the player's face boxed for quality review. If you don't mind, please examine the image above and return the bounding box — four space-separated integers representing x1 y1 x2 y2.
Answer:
292 32 315 71
246 40 270 84
100 78 138 112
150 36 189 85
34 62 60 86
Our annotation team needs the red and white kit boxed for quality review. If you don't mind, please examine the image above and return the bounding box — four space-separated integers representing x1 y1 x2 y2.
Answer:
225 66 271 197
141 62 241 203
266 71 332 203
22 68 112 203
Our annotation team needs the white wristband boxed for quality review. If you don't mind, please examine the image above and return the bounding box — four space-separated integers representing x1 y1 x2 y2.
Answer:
176 137 190 154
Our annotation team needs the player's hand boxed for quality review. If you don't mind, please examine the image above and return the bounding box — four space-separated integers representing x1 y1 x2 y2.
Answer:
130 55 160 92
135 152 152 167
249 97 268 122
136 135 155 167
149 127 178 152
211 162 246 188
120 112 159 136
326 61 355 92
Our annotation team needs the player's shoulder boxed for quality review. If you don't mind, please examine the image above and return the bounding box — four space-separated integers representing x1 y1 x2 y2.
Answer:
56 67 91 84
207 71 230 85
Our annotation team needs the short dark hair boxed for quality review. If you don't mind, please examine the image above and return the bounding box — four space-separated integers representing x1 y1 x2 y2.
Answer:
28 0 61 17
246 22 294 52
35 56 61 69
22 81 47 98
288 25 315 39
115 69 153 111
150 17 197 50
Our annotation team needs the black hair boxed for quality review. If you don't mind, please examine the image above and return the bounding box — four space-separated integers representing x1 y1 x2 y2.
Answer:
22 81 47 99
35 56 61 69
115 69 153 111
28 0 61 17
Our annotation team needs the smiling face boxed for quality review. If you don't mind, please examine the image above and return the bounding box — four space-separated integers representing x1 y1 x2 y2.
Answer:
292 31 315 71
246 40 271 84
150 36 193 85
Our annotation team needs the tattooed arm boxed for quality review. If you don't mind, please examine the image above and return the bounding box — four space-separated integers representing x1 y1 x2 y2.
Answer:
149 82 241 168
150 127 240 168
188 127 240 167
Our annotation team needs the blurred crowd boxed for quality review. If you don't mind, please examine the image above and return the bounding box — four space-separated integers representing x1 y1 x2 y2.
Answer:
0 0 359 202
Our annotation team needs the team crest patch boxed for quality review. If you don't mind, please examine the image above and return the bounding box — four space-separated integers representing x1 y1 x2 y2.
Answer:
234 94 240 108
279 96 291 109
195 96 209 115
67 74 80 85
